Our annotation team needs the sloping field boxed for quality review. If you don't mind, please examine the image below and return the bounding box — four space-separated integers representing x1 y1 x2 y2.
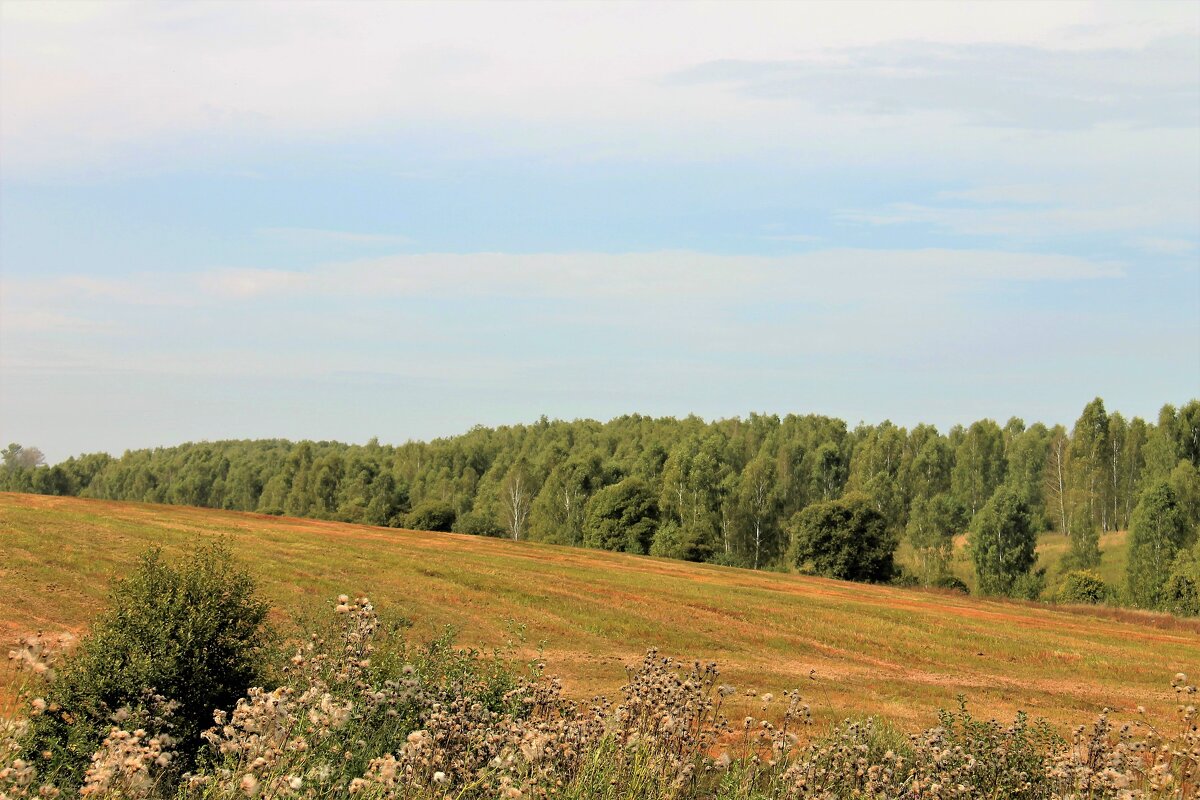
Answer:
1 492 1196 733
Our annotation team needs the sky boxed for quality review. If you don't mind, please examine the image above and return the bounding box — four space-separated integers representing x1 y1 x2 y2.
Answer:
1 1 1198 462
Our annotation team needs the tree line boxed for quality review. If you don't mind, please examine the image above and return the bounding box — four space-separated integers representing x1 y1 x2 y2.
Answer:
3 398 1199 612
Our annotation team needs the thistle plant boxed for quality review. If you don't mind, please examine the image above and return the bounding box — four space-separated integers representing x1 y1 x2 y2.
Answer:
3 597 1197 800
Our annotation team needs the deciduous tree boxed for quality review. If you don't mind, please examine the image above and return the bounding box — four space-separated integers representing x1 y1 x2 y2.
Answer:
970 486 1037 597
1127 481 1188 608
788 492 896 582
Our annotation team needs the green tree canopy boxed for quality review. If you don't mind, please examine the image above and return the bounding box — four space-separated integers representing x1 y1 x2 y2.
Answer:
582 477 658 554
788 492 896 582
1127 481 1188 608
906 493 966 584
970 486 1038 597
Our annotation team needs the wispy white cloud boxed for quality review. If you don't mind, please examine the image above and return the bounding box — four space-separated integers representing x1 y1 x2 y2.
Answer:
670 36 1199 130
839 202 1183 238
187 249 1122 304
3 275 192 307
1133 237 1198 256
2 248 1124 368
761 233 825 244
0 310 115 334
2 1 1195 172
199 268 310 300
257 227 410 246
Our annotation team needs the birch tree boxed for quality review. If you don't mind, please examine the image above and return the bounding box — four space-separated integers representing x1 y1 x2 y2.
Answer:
500 463 533 541
738 454 780 570
1071 398 1110 530
1044 426 1073 536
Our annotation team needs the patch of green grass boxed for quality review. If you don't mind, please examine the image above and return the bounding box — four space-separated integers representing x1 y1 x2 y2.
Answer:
896 528 1131 599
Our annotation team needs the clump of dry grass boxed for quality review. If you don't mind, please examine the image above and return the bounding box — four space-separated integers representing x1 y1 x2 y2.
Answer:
2 597 1196 800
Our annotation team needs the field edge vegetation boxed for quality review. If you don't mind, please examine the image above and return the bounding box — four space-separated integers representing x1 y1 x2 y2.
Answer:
3 397 1199 617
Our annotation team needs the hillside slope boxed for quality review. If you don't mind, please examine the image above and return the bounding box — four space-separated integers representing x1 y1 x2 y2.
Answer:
1 492 1195 732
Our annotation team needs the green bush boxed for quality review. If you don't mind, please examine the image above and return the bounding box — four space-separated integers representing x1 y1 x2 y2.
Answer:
405 500 457 532
1057 569 1108 605
452 509 506 537
649 520 684 559
787 492 896 582
888 566 920 588
931 573 970 594
582 477 659 554
1162 541 1200 616
27 543 269 785
1011 567 1047 600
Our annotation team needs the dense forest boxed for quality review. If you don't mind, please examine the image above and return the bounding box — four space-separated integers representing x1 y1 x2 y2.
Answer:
3 398 1199 613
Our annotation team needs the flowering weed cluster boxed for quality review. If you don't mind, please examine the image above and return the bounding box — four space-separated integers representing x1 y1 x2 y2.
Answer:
2 596 1197 799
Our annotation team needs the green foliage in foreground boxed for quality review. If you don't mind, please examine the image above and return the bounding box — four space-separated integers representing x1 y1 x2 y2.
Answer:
4 583 1198 800
23 545 270 785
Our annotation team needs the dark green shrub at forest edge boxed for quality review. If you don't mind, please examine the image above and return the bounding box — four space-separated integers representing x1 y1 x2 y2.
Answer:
788 492 896 582
405 499 457 532
1057 569 1108 605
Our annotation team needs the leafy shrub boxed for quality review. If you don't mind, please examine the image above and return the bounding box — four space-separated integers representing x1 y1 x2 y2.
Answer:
405 500 456 532
649 520 685 559
1011 567 1047 600
25 544 269 785
582 477 658 554
787 492 896 582
452 510 506 537
1057 569 1109 605
931 573 970 594
888 566 920 588
706 550 750 569
1162 542 1200 616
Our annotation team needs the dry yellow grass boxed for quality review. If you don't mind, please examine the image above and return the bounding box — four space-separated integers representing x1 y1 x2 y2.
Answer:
2 492 1196 733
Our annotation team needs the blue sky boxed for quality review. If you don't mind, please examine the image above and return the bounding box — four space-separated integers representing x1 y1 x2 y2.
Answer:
1 1 1198 461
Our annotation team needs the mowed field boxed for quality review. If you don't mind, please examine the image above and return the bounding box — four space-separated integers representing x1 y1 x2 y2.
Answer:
1 492 1197 734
